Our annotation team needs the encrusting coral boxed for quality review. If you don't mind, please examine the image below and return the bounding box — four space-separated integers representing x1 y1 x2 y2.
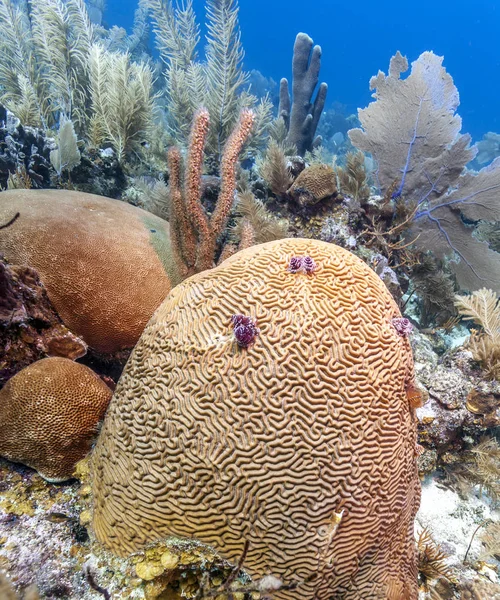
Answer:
0 189 173 354
0 357 111 481
90 238 421 599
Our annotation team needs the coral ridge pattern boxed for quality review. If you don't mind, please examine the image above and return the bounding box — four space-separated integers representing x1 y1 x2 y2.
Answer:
90 238 420 599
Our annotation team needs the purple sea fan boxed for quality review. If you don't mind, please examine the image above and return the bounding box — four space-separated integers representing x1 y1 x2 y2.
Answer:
231 314 260 348
391 317 413 336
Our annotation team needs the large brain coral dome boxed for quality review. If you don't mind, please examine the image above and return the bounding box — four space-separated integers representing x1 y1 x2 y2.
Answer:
0 189 173 353
90 238 421 599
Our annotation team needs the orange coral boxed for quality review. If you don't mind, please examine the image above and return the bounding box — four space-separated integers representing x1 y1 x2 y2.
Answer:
0 357 112 481
168 108 255 277
0 190 173 353
90 238 420 599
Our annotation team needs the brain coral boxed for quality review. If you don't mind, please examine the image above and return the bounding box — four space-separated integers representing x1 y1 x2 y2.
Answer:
90 238 420 599
289 163 337 206
0 190 173 353
0 357 112 482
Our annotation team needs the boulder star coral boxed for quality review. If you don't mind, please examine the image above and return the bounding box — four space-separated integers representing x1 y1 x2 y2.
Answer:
90 238 420 599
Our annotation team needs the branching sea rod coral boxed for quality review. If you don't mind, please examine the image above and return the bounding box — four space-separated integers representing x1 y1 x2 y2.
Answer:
90 238 421 599
168 107 255 280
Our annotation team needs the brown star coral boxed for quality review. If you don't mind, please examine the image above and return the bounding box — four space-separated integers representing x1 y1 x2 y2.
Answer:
0 357 112 481
90 238 420 599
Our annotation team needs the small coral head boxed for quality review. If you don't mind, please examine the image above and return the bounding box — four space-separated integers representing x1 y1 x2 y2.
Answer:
391 317 413 336
231 314 260 348
287 255 317 274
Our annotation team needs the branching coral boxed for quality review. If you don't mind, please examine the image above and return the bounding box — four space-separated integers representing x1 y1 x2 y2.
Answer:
0 0 157 162
167 107 255 281
259 139 293 197
49 117 81 176
0 0 93 131
478 521 500 562
335 151 370 202
411 255 457 327
231 190 288 247
349 51 500 293
446 437 500 501
416 528 453 590
455 288 500 379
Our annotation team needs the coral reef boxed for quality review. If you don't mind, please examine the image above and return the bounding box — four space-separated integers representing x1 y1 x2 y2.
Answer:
278 33 328 156
0 190 172 354
0 357 111 481
349 51 500 293
90 238 420 599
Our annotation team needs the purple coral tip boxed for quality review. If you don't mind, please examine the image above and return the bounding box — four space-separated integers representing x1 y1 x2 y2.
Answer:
391 317 413 336
231 314 260 348
287 256 317 274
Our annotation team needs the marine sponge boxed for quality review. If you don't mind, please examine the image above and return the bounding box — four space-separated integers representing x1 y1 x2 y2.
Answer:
0 357 112 481
289 163 337 206
0 189 173 353
90 238 420 599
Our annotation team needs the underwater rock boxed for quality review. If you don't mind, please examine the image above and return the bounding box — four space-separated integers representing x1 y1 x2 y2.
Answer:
0 256 87 388
0 190 173 354
90 238 420 599
66 147 127 199
371 253 404 304
0 357 112 481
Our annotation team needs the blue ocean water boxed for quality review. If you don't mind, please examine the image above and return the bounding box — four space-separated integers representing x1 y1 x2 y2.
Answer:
106 0 500 142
